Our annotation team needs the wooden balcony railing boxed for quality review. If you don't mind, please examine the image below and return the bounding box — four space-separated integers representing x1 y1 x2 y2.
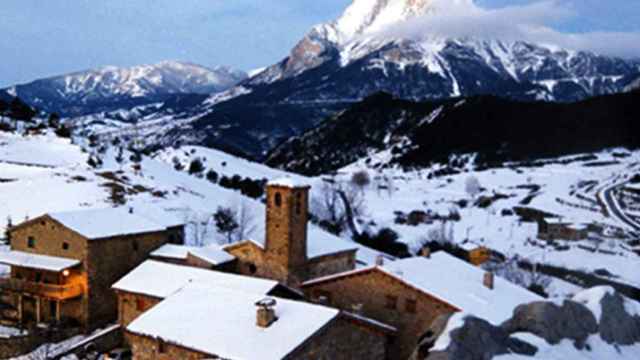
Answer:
0 276 84 300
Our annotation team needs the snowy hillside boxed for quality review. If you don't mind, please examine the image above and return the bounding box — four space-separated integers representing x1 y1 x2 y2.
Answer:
333 149 640 290
3 61 247 117
0 132 384 270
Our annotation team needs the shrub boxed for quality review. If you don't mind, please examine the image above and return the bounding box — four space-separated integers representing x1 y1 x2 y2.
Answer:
188 158 205 175
206 169 219 183
354 228 410 258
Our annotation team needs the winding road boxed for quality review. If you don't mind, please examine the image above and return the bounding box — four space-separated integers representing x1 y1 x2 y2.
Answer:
598 181 640 231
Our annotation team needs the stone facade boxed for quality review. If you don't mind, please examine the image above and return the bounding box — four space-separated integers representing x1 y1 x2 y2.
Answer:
3 214 172 330
116 291 162 327
538 220 589 241
302 269 459 360
125 314 390 360
286 315 390 360
226 183 356 288
125 332 210 360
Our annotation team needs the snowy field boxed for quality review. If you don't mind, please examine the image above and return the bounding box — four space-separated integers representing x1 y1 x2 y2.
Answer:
335 149 640 289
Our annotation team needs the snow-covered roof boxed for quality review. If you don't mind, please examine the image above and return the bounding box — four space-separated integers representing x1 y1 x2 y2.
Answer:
0 250 80 272
151 244 235 265
49 208 167 240
237 225 359 260
126 285 339 360
150 244 191 260
304 252 542 325
381 254 543 325
189 246 235 265
267 177 310 188
112 260 278 299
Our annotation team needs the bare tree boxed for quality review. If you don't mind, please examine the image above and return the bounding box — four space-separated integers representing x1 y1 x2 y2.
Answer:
184 212 213 247
234 200 258 242
312 180 347 234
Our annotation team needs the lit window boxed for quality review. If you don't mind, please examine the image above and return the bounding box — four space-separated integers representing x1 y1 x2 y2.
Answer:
385 295 398 310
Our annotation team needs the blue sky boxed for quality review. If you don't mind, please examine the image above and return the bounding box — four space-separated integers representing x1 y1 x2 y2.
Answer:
1 0 639 87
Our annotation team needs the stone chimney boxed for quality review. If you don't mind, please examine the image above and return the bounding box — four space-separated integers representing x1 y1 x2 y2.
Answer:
420 247 431 258
375 255 385 266
351 303 364 315
255 298 278 328
483 272 494 290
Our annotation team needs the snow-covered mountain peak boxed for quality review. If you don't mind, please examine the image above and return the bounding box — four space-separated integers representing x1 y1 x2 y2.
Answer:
332 0 476 42
4 61 247 117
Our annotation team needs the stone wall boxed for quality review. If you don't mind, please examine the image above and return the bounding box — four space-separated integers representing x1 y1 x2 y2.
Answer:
305 250 357 281
125 332 209 360
287 316 388 360
116 291 162 327
86 231 169 329
303 269 458 360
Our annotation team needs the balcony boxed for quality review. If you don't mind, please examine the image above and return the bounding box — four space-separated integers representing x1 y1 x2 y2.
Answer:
0 276 84 300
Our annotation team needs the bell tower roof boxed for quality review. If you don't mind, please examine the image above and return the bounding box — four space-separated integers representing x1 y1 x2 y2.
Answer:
267 177 310 189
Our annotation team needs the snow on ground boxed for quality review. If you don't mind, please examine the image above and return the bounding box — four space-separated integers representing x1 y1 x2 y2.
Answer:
0 133 381 266
0 132 87 167
154 145 307 182
337 149 640 289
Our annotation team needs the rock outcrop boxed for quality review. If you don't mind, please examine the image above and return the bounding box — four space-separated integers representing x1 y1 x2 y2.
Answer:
413 287 640 360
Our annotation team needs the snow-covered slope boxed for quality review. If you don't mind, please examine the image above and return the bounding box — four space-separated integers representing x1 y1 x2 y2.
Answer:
247 0 639 101
0 132 384 269
3 61 247 117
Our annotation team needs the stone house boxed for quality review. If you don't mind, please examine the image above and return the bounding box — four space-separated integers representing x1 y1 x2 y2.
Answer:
302 252 543 360
124 284 395 360
112 260 302 326
459 242 492 266
0 208 181 330
223 178 359 288
538 218 589 241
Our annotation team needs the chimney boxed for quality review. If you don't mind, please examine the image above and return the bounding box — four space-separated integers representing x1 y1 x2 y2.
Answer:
255 298 277 328
483 272 494 290
351 303 364 315
375 255 385 266
420 247 431 258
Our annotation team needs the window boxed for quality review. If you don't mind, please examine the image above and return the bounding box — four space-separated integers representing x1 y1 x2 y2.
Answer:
62 242 69 251
385 295 398 310
35 272 42 283
274 192 282 207
248 264 257 274
296 193 302 215
158 340 166 354
406 299 417 314
136 298 145 311
132 240 139 252
27 237 35 248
